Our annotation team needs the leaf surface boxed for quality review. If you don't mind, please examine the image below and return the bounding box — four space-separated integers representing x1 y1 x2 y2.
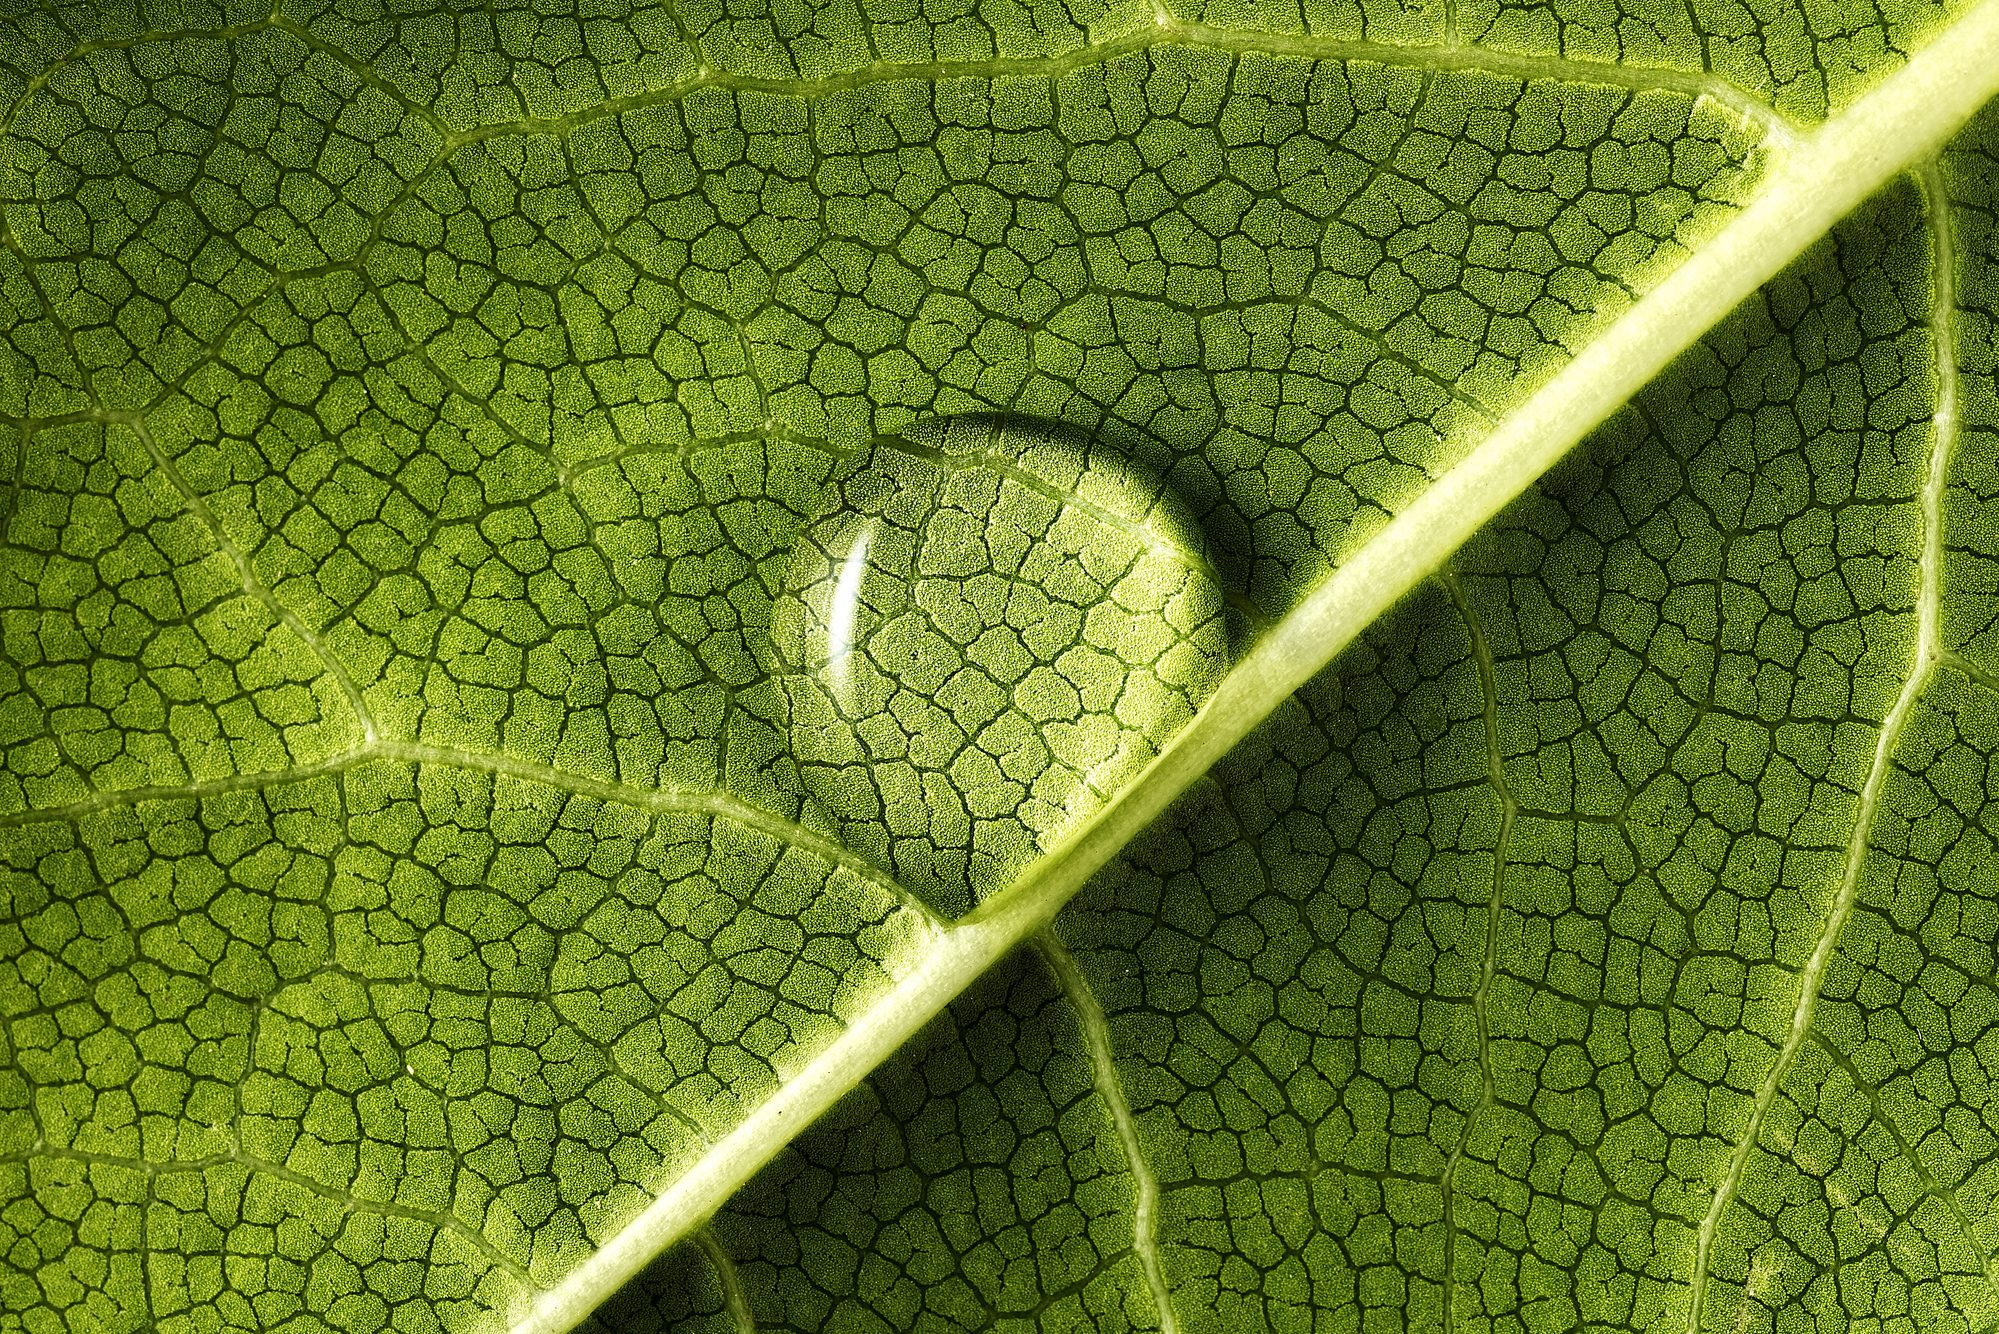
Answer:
3 2 1999 1332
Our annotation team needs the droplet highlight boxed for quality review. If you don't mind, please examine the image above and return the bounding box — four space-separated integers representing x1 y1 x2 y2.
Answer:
773 417 1231 916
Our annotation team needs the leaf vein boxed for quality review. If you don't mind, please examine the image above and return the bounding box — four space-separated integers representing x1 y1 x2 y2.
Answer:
1684 156 1963 1332
1036 927 1182 1334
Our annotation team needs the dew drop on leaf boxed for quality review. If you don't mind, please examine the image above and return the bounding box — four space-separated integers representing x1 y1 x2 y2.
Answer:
773 416 1232 916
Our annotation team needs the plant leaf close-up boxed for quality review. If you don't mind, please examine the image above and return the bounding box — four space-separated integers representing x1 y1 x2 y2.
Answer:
6 0 1999 1330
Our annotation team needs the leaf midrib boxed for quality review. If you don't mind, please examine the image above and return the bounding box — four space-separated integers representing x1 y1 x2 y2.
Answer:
511 7 1999 1330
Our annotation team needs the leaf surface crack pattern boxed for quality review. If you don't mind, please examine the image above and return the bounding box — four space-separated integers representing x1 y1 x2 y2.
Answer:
4 1 1997 1331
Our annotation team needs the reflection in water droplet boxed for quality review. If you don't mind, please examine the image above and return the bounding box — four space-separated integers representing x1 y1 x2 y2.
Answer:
773 417 1231 917
824 520 877 713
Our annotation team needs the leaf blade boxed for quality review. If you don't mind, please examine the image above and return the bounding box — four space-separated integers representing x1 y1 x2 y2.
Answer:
513 11 1999 1326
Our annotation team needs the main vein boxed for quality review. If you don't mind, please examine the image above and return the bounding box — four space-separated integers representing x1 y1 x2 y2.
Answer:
511 10 1999 1332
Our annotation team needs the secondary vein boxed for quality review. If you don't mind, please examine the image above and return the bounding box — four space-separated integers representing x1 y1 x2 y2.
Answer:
1683 156 1963 1332
1035 927 1183 1334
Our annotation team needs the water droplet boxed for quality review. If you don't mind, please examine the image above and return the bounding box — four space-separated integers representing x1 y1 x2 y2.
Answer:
774 417 1230 916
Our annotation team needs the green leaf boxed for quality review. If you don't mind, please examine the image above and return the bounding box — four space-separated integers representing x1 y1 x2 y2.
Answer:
3 3 1999 1333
